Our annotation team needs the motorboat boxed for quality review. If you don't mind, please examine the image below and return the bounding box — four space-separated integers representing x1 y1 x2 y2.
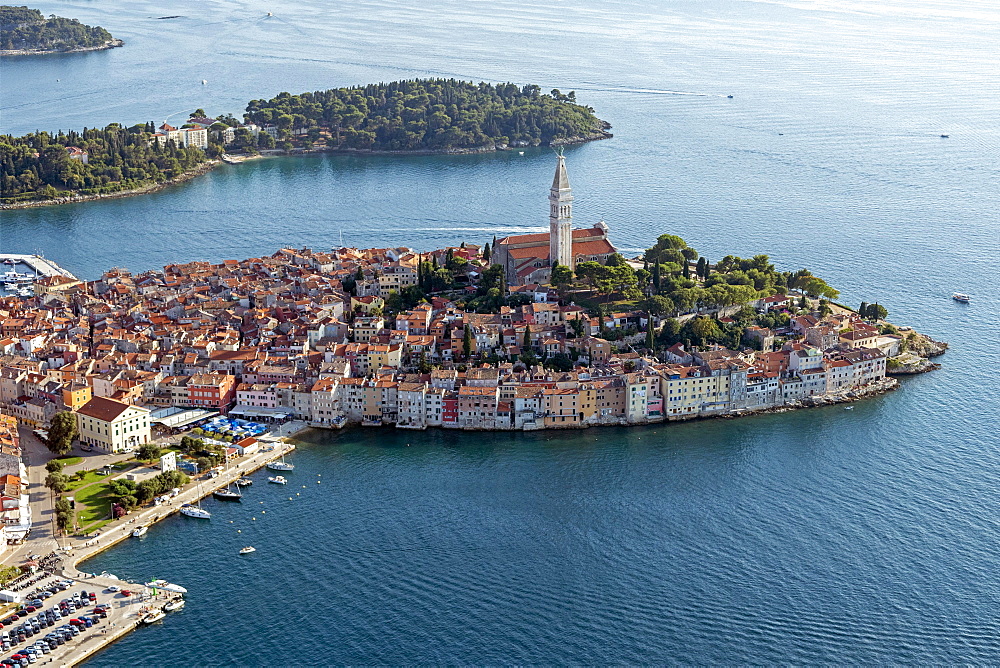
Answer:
163 598 185 612
266 455 293 471
145 579 188 594
952 293 970 303
940 134 949 138
237 478 253 486
268 475 287 485
213 482 243 502
131 526 148 538
141 610 166 624
843 406 854 410
239 546 256 555
180 504 211 519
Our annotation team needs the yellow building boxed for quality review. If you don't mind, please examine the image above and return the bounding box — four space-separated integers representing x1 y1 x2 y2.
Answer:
76 396 151 453
61 384 93 411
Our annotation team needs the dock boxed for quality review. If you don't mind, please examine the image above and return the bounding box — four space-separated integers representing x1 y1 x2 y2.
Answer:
0 253 78 280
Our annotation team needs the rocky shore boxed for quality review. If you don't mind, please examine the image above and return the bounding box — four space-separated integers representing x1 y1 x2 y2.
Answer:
0 160 220 210
0 37 123 57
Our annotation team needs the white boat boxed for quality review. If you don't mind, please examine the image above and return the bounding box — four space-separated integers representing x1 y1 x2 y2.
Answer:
132 526 148 537
180 504 211 519
201 79 208 85
141 609 166 624
239 546 256 554
266 455 294 471
268 475 287 485
952 293 971 303
145 579 188 594
163 598 185 612
843 406 854 410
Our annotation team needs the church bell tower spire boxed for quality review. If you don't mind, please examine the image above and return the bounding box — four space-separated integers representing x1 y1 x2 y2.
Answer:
549 149 574 269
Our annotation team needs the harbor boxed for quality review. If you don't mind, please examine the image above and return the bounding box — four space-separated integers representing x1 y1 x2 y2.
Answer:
0 254 77 299
0 435 299 667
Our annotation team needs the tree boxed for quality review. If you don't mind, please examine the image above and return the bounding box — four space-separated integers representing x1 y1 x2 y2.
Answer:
46 411 78 455
137 442 162 461
45 472 68 493
482 242 491 262
569 317 585 339
696 257 707 279
462 324 473 359
645 322 656 351
868 302 888 321
550 262 573 293
45 460 64 473
523 324 532 351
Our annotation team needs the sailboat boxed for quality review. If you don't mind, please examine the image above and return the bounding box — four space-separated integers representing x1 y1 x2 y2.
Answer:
213 481 243 502
180 486 211 518
266 454 294 472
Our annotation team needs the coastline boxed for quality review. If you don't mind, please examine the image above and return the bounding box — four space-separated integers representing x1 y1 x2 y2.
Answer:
0 130 611 210
39 434 303 666
0 160 221 210
0 38 124 57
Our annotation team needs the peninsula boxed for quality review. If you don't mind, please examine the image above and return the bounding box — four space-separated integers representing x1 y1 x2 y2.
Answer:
0 79 611 207
0 5 122 56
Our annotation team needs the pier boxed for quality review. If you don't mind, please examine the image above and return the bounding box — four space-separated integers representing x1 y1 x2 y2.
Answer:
0 253 78 280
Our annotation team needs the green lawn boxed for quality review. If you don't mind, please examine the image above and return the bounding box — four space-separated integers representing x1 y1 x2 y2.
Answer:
53 455 83 466
65 470 111 492
72 480 112 527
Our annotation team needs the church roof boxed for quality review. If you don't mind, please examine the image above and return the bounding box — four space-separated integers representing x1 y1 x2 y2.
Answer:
506 237 615 260
497 226 607 247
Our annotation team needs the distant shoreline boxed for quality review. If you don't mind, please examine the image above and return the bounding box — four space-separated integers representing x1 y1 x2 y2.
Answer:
0 37 124 57
0 131 611 210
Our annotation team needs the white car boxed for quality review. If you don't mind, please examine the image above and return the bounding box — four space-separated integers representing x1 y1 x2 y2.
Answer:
106 585 120 593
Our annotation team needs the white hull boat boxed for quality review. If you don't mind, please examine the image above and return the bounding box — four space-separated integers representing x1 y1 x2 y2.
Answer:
132 526 148 537
268 476 287 485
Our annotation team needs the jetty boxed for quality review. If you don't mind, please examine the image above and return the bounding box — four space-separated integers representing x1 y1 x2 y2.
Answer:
0 253 77 280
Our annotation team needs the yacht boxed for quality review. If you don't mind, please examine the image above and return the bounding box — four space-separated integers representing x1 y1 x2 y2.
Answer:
145 579 188 594
952 293 971 303
212 482 243 502
163 598 185 612
266 455 294 472
268 475 287 485
239 546 256 555
131 526 148 537
141 609 166 624
180 503 211 519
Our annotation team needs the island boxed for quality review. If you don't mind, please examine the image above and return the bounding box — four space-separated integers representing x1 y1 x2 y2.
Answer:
0 5 123 56
0 79 611 207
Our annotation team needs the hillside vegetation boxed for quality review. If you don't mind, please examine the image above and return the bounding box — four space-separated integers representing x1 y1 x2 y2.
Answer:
0 5 117 52
245 79 611 151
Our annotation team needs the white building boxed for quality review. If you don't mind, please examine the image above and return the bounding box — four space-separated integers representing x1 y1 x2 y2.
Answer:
76 396 152 453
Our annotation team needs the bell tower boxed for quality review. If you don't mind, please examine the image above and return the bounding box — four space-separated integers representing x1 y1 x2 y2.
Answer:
549 150 574 268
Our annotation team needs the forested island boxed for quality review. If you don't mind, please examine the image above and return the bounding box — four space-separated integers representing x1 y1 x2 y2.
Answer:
0 79 610 207
0 5 122 55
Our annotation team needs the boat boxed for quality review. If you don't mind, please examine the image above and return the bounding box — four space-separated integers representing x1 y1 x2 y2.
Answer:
141 610 166 624
266 455 294 472
213 482 243 501
145 579 188 594
131 526 148 537
201 79 208 85
239 546 256 555
940 134 949 138
952 293 971 303
268 475 287 485
163 598 185 612
843 406 854 410
727 94 734 99
237 478 253 486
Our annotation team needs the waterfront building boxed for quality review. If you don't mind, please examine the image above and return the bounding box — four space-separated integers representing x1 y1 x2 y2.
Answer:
76 396 151 453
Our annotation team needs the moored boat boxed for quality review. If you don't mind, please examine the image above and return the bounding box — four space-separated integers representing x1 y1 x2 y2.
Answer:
141 609 166 624
163 598 185 612
266 454 294 471
145 579 188 594
268 475 287 485
132 526 148 537
180 504 211 519
237 477 253 486
213 482 243 501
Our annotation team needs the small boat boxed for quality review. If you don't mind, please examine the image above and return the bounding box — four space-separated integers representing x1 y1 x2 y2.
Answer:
952 293 970 303
940 134 949 138
267 455 294 471
213 482 243 502
141 610 166 624
132 526 148 537
239 546 256 555
237 478 253 486
163 598 185 612
843 406 854 410
727 94 734 99
268 475 287 485
145 579 188 594
201 79 208 85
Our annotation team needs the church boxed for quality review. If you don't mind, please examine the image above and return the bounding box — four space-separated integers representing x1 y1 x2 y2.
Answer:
492 153 617 285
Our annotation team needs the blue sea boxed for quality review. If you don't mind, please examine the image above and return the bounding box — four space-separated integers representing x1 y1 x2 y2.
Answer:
2 0 998 663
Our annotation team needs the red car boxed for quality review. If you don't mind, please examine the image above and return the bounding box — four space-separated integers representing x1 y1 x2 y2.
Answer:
120 590 131 597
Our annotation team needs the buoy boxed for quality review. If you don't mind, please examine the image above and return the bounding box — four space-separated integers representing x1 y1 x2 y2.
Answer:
317 480 321 484
252 517 256 520
288 497 292 500
261 510 265 514
237 530 241 533
296 493 300 496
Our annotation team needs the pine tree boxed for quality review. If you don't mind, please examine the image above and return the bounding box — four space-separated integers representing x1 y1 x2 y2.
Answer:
696 257 707 279
652 262 661 290
646 322 655 351
682 261 690 279
859 301 869 319
523 324 532 350
482 242 491 262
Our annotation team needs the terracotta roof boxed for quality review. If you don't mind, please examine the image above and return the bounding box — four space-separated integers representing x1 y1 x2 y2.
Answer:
77 396 141 422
